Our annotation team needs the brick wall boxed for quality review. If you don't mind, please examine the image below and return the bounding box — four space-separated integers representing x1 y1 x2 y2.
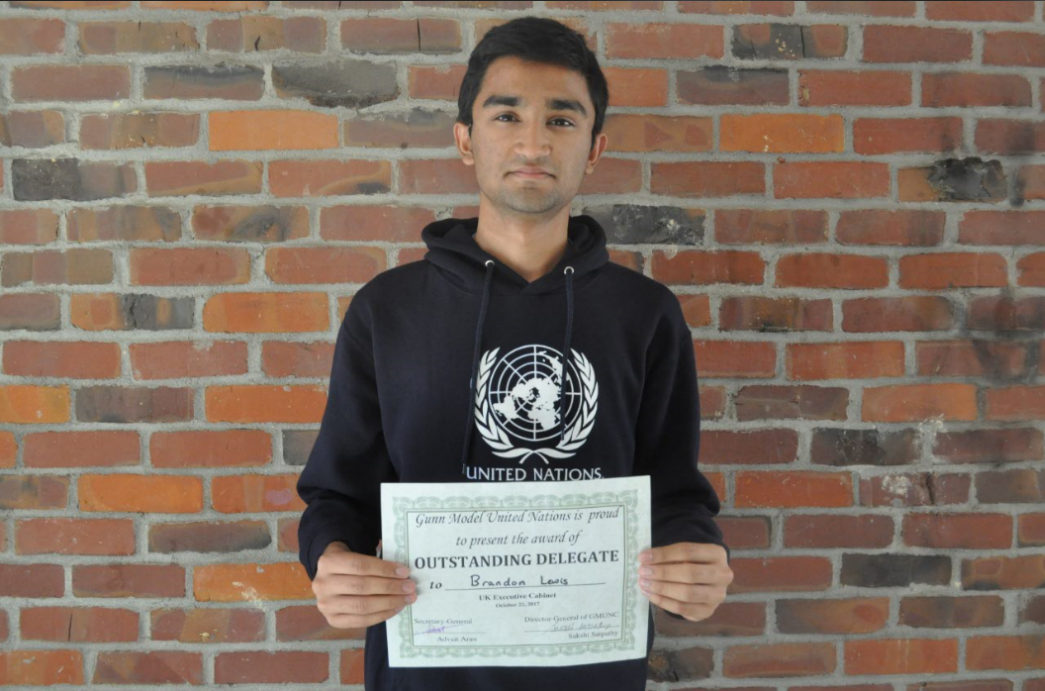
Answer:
1 0 1043 688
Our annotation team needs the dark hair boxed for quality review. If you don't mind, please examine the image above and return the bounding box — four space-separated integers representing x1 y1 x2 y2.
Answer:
456 16 609 150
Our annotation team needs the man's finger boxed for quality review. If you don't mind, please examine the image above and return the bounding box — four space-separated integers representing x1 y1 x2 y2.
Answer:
337 573 418 596
336 592 414 616
640 542 718 565
329 603 405 630
326 550 411 579
637 561 712 585
639 576 713 605
641 588 708 622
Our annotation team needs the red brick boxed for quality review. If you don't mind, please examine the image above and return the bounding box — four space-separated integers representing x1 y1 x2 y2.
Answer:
605 22 723 59
800 70 911 106
736 471 852 507
787 341 904 380
776 252 888 288
899 252 1008 289
845 638 958 674
774 162 889 198
651 250 764 285
924 73 1031 108
854 117 962 154
651 161 765 197
863 26 972 63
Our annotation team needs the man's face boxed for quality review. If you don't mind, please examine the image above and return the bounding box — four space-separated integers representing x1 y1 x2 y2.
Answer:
454 55 607 218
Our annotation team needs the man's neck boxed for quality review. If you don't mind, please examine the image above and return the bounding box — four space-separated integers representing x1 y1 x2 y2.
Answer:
472 205 572 284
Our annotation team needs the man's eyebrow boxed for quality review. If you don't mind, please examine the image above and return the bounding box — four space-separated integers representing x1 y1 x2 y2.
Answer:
480 94 588 118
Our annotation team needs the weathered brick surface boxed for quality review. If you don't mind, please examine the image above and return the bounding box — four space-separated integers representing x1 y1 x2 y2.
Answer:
0 2 1042 688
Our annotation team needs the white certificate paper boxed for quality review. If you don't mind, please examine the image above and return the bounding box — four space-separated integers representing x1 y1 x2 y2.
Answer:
379 475 652 667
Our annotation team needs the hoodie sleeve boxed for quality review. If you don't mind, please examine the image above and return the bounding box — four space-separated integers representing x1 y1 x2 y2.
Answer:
633 289 730 583
296 291 398 581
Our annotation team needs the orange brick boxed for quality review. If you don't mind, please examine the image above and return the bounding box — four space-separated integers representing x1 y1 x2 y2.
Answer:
211 473 306 513
863 383 978 422
79 474 203 513
209 110 338 151
722 113 844 153
194 562 312 602
604 67 668 107
0 385 70 424
205 385 327 423
202 292 329 333
0 650 83 685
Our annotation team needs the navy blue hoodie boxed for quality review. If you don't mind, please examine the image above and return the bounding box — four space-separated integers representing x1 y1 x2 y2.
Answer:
296 213 729 691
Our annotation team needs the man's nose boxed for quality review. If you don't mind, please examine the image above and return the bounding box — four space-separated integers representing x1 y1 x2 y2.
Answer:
515 120 552 159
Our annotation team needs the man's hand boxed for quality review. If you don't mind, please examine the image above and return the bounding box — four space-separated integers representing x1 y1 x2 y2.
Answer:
313 539 417 629
637 542 732 623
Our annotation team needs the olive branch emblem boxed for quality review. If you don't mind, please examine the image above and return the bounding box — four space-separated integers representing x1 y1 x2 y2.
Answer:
473 346 598 465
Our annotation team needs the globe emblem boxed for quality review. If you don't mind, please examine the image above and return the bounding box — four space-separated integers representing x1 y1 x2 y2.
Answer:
487 344 581 443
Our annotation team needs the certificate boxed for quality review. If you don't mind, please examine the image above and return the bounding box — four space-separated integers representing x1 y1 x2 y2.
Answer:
379 475 651 668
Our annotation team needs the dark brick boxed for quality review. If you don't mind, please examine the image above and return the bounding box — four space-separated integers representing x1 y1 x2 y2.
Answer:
144 63 264 101
0 293 61 330
677 66 790 105
0 110 65 148
149 520 271 553
841 553 952 587
12 159 136 202
899 595 1005 628
967 296 1045 332
735 385 849 421
975 468 1045 503
733 24 847 60
934 428 1043 464
282 429 319 466
581 204 704 245
646 645 714 683
272 60 398 109
76 386 194 424
811 427 920 467
913 157 1007 202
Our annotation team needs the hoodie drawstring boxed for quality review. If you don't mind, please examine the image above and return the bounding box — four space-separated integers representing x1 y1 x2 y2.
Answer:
461 259 496 476
558 266 575 444
460 261 576 476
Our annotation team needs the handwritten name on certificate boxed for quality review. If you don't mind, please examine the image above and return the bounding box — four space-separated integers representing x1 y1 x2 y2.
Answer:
379 475 651 668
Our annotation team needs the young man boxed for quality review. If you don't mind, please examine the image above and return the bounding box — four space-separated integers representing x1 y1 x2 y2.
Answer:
296 16 732 691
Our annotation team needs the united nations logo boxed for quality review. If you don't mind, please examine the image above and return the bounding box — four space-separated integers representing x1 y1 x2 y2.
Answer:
473 344 599 465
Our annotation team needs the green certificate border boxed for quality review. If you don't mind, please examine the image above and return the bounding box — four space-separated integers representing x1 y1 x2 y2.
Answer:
390 489 641 661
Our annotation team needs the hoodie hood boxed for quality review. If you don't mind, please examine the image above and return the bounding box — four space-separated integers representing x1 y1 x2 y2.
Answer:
421 214 611 475
421 214 610 295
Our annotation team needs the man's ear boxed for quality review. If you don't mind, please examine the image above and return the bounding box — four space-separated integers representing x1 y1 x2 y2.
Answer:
585 131 608 176
454 122 475 168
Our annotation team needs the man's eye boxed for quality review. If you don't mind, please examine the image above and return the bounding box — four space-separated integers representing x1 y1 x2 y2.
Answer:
494 114 573 127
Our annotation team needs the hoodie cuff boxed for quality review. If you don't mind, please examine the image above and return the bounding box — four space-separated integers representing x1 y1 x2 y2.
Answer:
305 529 355 581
